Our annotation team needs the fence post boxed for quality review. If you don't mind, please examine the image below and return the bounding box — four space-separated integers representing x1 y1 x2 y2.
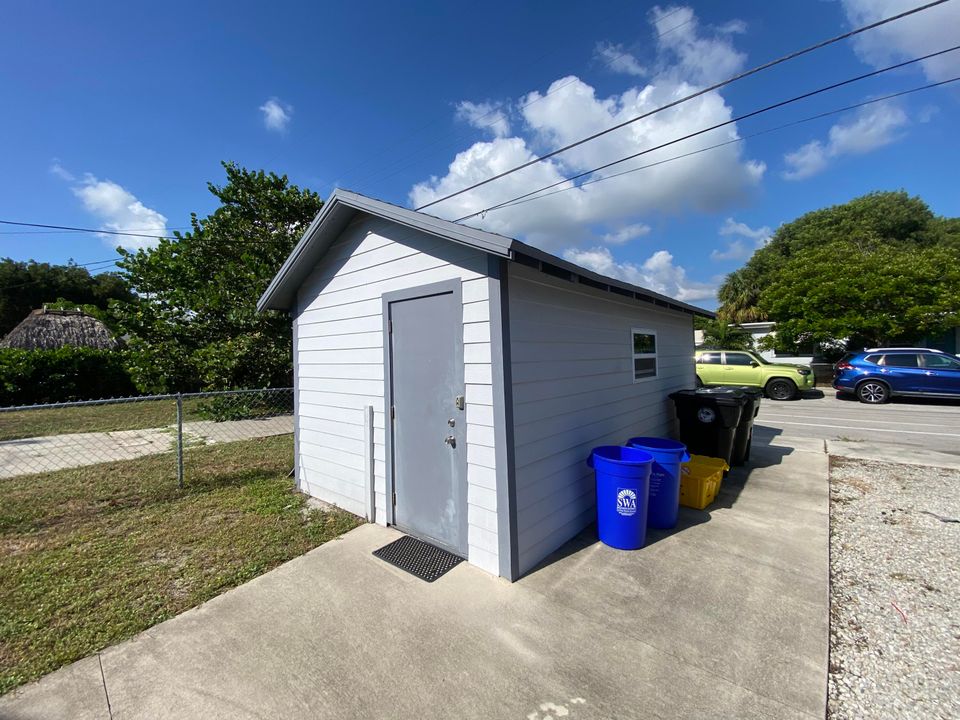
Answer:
176 393 184 488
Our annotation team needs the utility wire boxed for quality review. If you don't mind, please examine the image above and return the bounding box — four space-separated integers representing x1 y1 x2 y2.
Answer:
0 257 122 292
0 220 177 241
0 219 301 248
416 0 951 212
346 9 694 189
476 76 960 215
454 45 960 222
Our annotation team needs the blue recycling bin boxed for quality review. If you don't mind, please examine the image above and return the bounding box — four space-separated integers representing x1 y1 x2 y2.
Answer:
626 437 689 530
588 446 654 550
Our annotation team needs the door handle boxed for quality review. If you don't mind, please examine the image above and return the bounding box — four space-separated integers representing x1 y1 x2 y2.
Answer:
444 435 456 447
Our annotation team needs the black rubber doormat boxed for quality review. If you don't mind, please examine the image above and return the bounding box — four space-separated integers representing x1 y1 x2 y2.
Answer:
372 535 463 582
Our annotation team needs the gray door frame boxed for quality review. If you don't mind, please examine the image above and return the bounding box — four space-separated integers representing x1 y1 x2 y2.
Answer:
382 279 468 556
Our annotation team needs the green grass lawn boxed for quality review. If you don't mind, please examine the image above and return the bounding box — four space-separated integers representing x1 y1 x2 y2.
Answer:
0 398 207 442
0 434 361 695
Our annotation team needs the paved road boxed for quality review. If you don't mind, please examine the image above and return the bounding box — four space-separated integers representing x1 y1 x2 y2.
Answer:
754 391 960 454
0 416 294 478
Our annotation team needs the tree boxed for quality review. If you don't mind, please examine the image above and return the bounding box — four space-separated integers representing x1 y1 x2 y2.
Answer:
760 241 960 348
112 163 323 392
0 259 131 335
716 191 960 350
694 317 754 350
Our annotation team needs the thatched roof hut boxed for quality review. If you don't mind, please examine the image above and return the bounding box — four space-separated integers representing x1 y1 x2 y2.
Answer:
0 308 120 351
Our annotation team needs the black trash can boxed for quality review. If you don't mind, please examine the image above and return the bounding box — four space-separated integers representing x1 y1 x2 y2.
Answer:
669 388 746 466
730 387 763 466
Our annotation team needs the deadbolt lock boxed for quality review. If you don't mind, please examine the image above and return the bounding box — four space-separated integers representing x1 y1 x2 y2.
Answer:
448 418 456 427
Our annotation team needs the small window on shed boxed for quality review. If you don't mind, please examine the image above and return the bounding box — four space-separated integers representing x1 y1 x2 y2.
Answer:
632 329 658 382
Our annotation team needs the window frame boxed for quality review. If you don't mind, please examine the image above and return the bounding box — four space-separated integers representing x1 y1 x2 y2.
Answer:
723 352 756 367
921 353 960 370
880 353 919 368
631 328 659 383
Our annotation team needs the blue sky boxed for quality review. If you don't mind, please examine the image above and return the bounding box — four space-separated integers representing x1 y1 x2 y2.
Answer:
1 0 958 308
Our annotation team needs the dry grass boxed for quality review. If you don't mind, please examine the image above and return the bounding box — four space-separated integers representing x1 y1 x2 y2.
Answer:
0 434 361 695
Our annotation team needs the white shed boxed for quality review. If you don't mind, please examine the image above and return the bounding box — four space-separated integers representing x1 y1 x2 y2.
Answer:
258 190 711 580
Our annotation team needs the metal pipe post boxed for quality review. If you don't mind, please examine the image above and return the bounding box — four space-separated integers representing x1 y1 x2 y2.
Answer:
176 393 184 488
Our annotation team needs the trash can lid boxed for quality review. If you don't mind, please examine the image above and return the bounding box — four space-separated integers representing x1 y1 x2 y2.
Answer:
626 436 687 453
589 445 654 465
695 387 745 397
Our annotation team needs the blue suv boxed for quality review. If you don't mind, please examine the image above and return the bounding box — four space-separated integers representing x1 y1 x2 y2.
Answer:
833 348 960 403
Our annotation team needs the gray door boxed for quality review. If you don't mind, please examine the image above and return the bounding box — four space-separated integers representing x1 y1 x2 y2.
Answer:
388 289 466 555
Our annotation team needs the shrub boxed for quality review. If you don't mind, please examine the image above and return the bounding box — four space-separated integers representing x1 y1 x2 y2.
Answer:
0 347 136 406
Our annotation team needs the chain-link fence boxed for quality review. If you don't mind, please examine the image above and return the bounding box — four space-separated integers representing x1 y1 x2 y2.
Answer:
0 388 293 486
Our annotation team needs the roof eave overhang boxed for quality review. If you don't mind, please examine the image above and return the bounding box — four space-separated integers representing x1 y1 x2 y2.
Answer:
257 190 513 312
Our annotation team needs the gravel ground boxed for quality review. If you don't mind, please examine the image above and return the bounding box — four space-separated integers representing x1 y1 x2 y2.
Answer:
829 457 960 719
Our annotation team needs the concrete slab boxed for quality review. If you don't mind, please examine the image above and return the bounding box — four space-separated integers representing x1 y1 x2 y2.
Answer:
826 439 960 470
0 655 108 720
1 442 828 720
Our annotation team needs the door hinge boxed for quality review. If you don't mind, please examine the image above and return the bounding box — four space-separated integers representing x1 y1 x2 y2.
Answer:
392 492 397 506
390 405 395 420
388 319 393 334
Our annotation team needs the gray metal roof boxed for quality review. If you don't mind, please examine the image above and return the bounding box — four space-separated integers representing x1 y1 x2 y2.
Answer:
257 188 713 318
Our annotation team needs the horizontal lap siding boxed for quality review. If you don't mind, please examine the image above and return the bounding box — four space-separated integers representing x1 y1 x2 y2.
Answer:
508 266 695 576
294 216 498 574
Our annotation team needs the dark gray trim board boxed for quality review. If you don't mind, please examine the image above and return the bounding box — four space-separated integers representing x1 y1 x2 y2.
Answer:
488 257 520 581
259 190 512 312
257 188 712 319
381 278 469 558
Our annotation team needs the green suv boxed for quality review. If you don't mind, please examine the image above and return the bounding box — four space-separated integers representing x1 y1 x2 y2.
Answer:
695 349 815 400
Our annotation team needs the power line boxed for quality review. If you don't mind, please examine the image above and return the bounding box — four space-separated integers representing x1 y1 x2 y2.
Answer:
337 6 690 188
0 227 191 235
0 219 301 248
476 76 960 215
416 0 951 212
454 45 960 222
0 257 122 292
0 220 177 241
346 9 695 189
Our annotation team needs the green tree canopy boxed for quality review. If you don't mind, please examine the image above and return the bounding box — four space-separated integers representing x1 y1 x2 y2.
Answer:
112 162 323 392
716 191 960 348
693 317 754 351
0 259 131 336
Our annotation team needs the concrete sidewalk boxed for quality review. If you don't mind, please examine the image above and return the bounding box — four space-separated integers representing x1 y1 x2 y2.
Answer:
0 440 828 719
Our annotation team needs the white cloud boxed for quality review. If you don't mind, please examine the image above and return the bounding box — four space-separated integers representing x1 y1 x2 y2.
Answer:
782 140 829 181
602 223 651 245
782 103 909 180
410 6 764 251
564 246 716 303
595 41 646 77
49 160 75 182
842 0 960 82
719 217 771 242
711 217 771 261
649 5 747 86
455 100 510 138
71 175 169 250
715 19 747 35
259 97 293 133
